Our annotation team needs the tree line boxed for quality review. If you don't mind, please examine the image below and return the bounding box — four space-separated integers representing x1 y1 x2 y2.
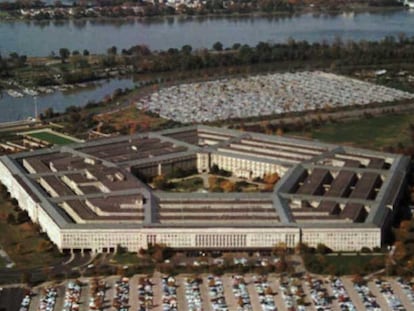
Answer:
3 35 414 87
107 35 414 74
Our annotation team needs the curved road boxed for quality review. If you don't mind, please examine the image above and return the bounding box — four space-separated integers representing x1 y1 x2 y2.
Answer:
0 251 94 284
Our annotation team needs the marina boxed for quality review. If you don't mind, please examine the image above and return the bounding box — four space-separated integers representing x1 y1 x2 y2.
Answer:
0 78 135 122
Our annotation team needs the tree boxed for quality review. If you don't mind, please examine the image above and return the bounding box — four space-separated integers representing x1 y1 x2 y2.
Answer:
181 45 192 54
37 240 52 252
17 210 29 224
83 49 90 56
212 41 223 51
263 173 280 185
43 107 55 119
107 46 117 56
220 180 236 192
59 48 70 63
152 175 168 190
316 243 332 254
20 271 32 284
116 244 127 254
6 213 15 224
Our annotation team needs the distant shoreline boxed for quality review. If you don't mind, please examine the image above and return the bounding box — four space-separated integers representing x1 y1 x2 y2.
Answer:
0 5 406 23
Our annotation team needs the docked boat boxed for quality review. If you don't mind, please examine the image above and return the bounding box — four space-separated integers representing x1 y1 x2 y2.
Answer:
6 89 24 98
404 0 414 8
23 88 39 96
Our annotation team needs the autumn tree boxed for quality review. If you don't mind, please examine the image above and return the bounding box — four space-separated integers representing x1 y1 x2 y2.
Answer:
220 179 236 192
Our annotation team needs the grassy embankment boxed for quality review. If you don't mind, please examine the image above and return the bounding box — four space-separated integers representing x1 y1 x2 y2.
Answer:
304 254 384 275
0 196 62 269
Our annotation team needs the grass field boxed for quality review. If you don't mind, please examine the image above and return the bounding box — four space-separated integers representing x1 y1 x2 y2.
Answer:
27 131 77 145
112 252 141 265
0 197 62 269
291 113 414 150
304 253 384 275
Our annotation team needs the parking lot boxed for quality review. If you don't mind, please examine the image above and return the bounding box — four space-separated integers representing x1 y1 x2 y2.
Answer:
5 274 414 311
136 71 414 123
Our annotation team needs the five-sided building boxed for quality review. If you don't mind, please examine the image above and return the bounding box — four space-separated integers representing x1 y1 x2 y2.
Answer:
0 125 408 253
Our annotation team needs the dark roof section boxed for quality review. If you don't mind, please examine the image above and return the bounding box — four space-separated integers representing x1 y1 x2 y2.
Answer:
324 171 357 198
349 173 382 200
41 175 74 197
341 203 367 222
318 201 341 215
296 169 333 196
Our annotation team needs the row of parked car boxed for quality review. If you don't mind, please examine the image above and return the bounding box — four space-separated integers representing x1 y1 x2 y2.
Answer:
161 276 178 311
19 289 32 311
137 277 154 311
184 277 202 311
113 277 130 311
89 278 106 310
207 275 228 311
279 278 306 311
374 279 405 311
330 277 356 311
252 275 276 311
353 281 381 311
232 275 252 311
396 277 414 304
63 281 82 311
39 286 58 311
305 277 331 310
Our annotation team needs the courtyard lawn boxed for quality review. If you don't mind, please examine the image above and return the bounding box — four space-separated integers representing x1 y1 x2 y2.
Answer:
170 177 204 192
26 130 77 145
291 113 414 150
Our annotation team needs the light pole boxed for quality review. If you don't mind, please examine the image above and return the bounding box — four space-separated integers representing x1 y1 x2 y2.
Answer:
34 96 38 120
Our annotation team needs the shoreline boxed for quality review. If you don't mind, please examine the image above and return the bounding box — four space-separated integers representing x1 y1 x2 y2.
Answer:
0 5 406 23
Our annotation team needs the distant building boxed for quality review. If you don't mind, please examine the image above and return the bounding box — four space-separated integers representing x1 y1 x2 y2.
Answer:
0 125 409 253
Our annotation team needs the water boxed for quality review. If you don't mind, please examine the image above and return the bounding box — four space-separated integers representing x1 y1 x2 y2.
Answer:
1 10 414 122
0 78 134 122
1 10 414 56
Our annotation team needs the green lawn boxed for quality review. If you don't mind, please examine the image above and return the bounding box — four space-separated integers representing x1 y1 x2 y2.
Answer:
27 131 77 145
291 113 414 150
112 252 141 265
304 254 384 275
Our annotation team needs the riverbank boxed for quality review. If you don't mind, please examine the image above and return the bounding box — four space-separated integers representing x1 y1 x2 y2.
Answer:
0 0 404 22
0 4 406 22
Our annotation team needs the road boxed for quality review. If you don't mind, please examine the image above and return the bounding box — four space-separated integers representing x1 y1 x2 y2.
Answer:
0 251 92 284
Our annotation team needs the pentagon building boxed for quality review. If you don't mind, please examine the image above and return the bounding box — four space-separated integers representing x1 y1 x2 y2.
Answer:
0 125 408 253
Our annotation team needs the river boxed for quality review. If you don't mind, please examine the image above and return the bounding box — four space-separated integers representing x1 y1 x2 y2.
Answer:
1 10 414 56
1 10 414 122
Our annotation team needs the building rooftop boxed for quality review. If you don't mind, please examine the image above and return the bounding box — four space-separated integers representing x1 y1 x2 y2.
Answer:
1 125 408 230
